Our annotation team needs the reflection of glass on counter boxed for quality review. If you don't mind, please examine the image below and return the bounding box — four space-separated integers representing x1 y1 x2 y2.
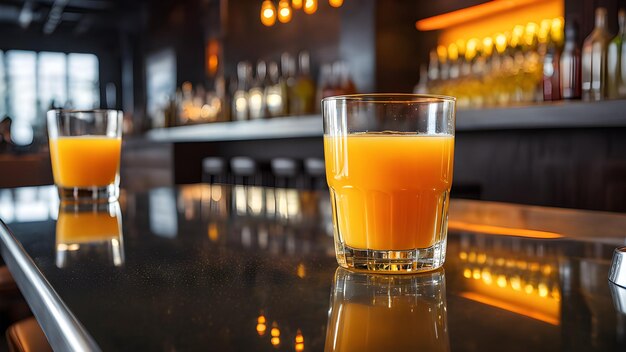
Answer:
325 268 449 352
56 201 124 268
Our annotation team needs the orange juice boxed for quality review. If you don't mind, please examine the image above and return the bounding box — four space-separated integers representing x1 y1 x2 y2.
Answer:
56 210 120 244
50 136 121 188
324 134 454 251
324 299 448 352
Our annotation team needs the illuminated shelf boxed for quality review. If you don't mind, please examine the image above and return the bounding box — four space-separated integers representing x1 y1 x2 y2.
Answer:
146 100 626 143
456 99 626 131
146 115 322 142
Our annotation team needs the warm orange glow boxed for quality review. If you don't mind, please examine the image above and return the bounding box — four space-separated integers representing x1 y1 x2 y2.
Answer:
329 0 343 7
416 0 545 31
278 0 292 23
495 33 507 53
459 292 559 325
447 43 458 60
271 323 280 337
297 263 306 278
304 0 317 14
271 337 280 346
436 45 447 62
208 223 219 242
205 40 219 76
295 329 304 351
261 0 277 26
448 220 564 239
482 37 493 55
256 314 267 336
429 0 563 46
256 323 267 336
292 0 303 9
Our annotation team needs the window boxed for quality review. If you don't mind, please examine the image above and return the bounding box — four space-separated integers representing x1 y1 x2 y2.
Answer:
146 49 176 128
38 52 67 112
68 53 99 110
0 50 100 146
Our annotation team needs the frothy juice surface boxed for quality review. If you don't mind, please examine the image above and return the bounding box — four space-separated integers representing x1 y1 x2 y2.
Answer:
324 134 454 251
50 136 121 188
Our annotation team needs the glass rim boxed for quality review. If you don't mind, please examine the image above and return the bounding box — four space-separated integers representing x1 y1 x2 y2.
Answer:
321 93 456 104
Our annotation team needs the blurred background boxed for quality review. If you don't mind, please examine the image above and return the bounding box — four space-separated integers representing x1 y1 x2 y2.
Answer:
0 0 625 212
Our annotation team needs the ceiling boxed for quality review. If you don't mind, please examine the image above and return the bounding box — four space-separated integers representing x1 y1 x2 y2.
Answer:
0 0 147 34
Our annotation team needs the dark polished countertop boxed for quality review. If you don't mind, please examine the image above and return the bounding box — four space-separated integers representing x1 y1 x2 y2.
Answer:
1 184 626 351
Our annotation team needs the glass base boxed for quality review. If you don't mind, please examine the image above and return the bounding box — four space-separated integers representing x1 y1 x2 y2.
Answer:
335 241 447 274
57 185 119 203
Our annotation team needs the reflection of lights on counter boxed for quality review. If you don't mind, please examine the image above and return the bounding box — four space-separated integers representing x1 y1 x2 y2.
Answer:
270 322 280 347
538 283 549 297
208 223 219 242
295 329 304 351
297 263 306 278
256 314 267 336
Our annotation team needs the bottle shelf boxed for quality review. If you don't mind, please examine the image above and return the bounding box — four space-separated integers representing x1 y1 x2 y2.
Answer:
146 100 626 143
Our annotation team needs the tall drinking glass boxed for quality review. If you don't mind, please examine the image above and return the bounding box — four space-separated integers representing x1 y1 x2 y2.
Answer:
323 94 455 273
47 110 122 202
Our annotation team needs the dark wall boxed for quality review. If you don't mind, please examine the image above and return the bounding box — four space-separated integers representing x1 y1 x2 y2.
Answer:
144 0 207 87
565 0 626 45
375 0 490 93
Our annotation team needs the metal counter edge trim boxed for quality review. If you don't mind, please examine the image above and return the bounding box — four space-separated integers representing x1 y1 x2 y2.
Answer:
0 220 101 352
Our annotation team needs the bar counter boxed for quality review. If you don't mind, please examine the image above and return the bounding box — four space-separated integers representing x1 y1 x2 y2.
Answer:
1 184 625 351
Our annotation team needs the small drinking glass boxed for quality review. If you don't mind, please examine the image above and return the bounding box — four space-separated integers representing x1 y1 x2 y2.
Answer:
323 94 455 273
47 110 122 202
325 268 449 351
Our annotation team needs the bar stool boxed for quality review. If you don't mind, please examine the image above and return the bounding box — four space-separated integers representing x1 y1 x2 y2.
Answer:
304 158 326 190
271 158 299 188
230 157 260 186
6 317 52 352
202 157 226 184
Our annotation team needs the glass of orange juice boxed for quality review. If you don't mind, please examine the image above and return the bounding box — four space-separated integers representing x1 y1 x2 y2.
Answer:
323 94 455 273
55 201 124 268
325 268 448 351
47 110 122 202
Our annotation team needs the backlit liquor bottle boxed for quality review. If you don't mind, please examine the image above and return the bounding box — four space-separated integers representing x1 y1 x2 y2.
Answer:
608 9 626 99
582 7 612 101
265 61 286 117
232 62 251 121
248 61 267 119
338 62 357 95
543 32 561 101
291 51 316 115
316 64 333 111
561 22 582 99
414 64 428 94
281 53 296 115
